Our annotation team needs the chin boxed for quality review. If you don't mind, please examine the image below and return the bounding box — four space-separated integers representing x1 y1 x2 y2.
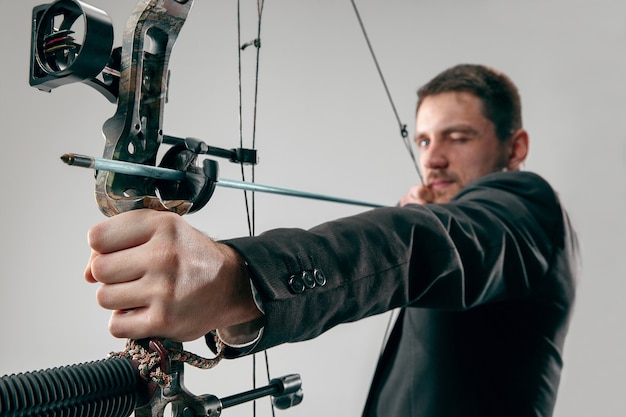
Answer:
433 189 458 204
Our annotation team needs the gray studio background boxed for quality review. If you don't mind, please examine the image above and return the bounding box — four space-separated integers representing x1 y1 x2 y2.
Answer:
1 1 625 416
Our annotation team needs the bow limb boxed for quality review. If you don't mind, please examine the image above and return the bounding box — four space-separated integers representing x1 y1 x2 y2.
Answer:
96 0 197 216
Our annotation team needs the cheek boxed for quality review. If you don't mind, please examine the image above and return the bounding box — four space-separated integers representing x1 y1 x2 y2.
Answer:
418 151 427 170
456 151 505 184
453 153 484 182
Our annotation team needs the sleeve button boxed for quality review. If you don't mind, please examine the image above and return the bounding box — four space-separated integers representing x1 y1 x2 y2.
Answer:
302 270 316 289
313 269 327 286
288 274 305 294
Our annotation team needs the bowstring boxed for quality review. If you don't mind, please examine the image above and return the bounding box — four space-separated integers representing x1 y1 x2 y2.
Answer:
237 1 272 417
349 0 424 362
237 0 253 236
349 0 424 185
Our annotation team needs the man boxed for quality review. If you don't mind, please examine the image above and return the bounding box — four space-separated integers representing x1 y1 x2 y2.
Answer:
85 64 578 416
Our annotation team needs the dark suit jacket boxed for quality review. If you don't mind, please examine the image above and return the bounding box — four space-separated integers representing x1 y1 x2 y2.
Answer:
216 171 579 417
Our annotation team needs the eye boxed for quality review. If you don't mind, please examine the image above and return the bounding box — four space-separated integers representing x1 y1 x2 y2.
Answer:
416 138 430 148
450 135 469 143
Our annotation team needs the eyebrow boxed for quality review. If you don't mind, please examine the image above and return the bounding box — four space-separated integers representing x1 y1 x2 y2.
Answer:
415 124 481 140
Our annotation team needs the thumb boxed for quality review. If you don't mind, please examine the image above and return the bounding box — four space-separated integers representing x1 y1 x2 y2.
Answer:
417 185 435 204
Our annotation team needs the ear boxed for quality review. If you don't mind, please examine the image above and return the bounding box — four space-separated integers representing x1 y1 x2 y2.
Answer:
506 129 529 171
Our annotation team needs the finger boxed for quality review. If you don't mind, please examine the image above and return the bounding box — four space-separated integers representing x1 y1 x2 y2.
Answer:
87 209 162 254
108 307 164 340
107 305 209 342
399 195 414 207
84 250 98 283
399 185 422 206
417 185 435 204
95 278 151 312
106 295 182 340
88 247 147 285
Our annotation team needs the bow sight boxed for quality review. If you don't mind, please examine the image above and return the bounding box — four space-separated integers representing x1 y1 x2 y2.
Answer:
30 0 118 101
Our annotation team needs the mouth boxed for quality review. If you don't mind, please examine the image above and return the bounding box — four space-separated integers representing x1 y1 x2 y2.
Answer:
428 178 455 191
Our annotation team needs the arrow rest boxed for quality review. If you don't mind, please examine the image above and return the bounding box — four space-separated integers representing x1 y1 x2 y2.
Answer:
155 144 219 214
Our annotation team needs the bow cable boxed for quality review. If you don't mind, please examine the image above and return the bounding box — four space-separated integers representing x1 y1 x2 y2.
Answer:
350 0 424 185
349 0 425 363
237 1 272 417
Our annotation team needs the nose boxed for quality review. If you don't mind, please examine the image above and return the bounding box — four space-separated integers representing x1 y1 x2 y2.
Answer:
421 140 448 170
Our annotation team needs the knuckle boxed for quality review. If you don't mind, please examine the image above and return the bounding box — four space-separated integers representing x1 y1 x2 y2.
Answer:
156 211 180 232
89 255 107 282
108 322 125 339
95 285 111 308
87 224 104 251
146 308 174 337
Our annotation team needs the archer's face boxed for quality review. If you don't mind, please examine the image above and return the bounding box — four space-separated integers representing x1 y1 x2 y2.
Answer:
415 92 510 204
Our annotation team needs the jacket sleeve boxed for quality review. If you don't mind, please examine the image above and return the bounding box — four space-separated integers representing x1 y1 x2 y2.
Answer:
215 171 566 355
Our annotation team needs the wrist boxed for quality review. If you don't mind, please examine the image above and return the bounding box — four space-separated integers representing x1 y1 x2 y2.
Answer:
217 243 264 326
217 316 265 347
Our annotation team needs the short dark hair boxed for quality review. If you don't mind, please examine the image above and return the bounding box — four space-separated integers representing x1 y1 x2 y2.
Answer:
416 64 522 141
